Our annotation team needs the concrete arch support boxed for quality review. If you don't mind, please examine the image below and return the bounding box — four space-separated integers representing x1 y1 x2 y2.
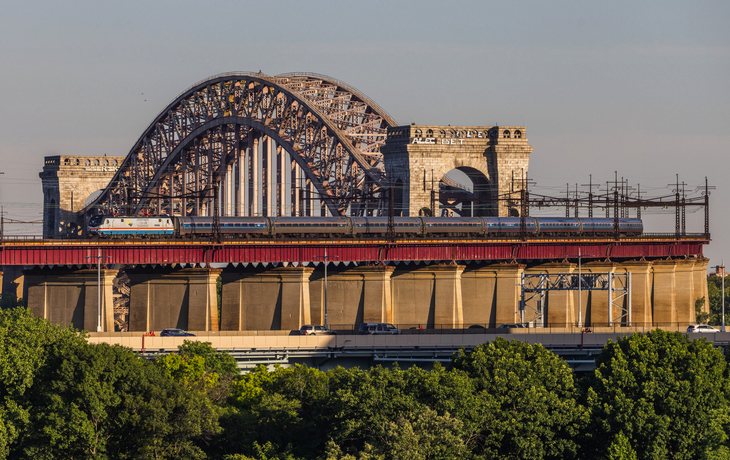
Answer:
128 267 221 333
309 266 395 327
391 264 465 329
674 259 697 325
220 266 314 331
24 267 115 332
652 260 677 327
431 265 465 328
461 266 498 327
582 261 618 328
530 262 576 328
492 263 526 326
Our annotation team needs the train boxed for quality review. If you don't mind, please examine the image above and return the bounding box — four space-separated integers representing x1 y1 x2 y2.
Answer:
87 215 643 239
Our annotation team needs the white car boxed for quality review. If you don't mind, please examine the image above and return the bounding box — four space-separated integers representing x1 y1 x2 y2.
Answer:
299 325 335 335
687 325 720 333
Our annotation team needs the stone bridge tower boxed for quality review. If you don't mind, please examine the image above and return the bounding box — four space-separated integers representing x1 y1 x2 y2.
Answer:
39 156 125 237
381 125 532 217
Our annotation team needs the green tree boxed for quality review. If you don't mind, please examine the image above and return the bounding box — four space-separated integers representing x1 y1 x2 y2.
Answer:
0 307 85 458
707 275 729 326
0 307 221 459
219 364 329 459
582 329 730 459
607 432 638 460
0 293 23 310
19 341 219 459
451 338 588 459
157 340 239 405
696 296 710 324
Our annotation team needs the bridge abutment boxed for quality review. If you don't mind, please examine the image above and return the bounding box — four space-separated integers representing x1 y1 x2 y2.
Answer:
308 265 395 328
23 267 115 332
531 262 577 327
675 259 697 325
127 267 221 333
651 260 677 325
220 266 314 331
582 261 618 327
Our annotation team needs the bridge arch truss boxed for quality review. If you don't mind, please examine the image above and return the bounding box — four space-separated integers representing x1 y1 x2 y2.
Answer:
83 72 397 218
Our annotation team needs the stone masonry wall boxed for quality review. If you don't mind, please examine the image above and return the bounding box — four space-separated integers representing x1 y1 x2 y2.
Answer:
40 155 125 237
381 125 532 217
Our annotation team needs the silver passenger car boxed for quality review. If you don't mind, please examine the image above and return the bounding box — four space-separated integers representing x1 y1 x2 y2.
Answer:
351 217 422 237
272 217 351 236
423 217 483 236
177 216 269 236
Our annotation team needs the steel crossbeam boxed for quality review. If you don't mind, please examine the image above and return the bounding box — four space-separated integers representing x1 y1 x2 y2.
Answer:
520 272 631 327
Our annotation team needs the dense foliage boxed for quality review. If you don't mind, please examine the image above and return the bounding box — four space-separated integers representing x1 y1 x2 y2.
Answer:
1 307 730 459
707 274 730 326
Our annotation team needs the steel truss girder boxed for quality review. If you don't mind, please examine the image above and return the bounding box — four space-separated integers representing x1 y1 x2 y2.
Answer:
520 272 631 327
83 72 397 217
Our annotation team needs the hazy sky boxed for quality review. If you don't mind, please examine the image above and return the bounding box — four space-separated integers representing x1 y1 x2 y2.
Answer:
1 0 728 266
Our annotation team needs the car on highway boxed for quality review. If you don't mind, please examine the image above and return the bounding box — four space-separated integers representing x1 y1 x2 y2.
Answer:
687 324 720 333
358 322 401 335
160 328 196 337
299 325 336 335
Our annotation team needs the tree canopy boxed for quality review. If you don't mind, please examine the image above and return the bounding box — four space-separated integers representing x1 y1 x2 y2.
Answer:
2 306 730 459
583 329 730 460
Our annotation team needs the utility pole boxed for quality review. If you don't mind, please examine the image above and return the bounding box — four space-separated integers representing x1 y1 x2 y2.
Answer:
86 248 111 332
569 249 594 328
314 248 339 329
722 261 726 332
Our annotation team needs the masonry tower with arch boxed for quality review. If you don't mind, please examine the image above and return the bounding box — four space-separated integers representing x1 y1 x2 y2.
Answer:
381 125 532 217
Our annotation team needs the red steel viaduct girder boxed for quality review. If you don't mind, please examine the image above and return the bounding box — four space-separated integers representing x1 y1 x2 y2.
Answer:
0 238 707 267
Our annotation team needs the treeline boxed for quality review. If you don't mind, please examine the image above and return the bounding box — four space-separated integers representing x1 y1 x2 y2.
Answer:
1 307 730 460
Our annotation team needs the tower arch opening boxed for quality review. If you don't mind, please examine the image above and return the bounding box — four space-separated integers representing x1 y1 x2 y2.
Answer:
438 167 495 217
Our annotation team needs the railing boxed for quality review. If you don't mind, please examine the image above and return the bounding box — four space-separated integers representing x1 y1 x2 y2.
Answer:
328 322 727 336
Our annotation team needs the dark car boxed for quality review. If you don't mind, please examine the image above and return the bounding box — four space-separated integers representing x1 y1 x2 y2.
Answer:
160 328 195 337
496 323 525 329
358 322 401 335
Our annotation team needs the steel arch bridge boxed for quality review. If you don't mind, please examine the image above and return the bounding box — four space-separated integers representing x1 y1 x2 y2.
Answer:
82 72 397 219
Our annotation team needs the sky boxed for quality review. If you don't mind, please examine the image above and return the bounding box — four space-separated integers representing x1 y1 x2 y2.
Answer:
0 0 728 267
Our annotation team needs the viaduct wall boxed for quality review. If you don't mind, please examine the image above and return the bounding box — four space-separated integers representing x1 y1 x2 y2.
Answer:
14 257 709 333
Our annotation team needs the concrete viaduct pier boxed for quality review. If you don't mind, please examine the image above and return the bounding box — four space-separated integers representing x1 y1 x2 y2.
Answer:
13 256 709 333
